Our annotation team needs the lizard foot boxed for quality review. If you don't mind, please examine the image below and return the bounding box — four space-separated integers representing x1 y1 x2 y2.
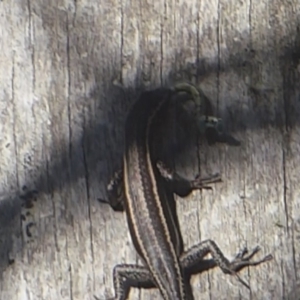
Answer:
225 246 273 289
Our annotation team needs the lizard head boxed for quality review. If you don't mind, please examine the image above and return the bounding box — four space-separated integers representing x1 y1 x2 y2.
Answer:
172 82 241 147
198 115 241 146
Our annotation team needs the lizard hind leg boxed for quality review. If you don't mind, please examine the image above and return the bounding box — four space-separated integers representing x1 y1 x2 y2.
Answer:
180 239 273 290
94 264 154 300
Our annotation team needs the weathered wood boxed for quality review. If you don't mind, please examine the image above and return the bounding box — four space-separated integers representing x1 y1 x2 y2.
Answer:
0 0 299 299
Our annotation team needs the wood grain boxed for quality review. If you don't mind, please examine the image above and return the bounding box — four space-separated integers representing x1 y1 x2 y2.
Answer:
0 0 299 299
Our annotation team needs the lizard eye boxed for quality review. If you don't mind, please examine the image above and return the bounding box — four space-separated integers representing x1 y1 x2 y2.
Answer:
215 119 224 134
206 117 223 132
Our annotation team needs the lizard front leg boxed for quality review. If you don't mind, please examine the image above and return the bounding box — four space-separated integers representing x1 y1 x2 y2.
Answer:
99 161 220 211
156 160 222 197
98 169 125 212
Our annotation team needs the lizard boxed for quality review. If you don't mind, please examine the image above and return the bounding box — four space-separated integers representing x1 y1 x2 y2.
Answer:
97 83 273 300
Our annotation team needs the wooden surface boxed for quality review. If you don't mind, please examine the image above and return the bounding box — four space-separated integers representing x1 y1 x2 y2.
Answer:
0 0 300 299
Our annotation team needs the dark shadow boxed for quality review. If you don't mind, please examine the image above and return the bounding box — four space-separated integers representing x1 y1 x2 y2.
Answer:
0 4 299 291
